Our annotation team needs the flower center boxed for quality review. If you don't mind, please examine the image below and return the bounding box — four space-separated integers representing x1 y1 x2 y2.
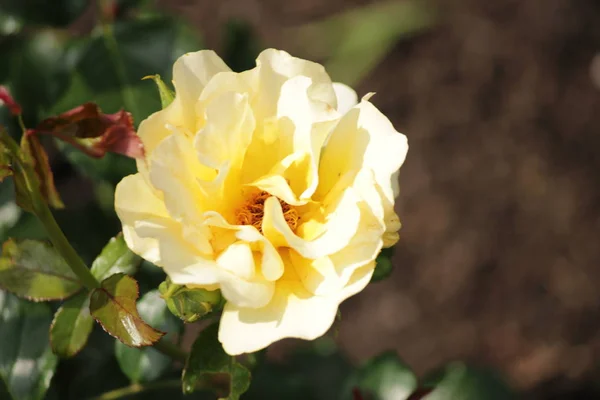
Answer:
236 191 298 232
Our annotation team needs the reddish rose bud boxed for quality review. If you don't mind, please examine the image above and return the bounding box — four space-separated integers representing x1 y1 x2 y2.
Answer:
0 86 22 116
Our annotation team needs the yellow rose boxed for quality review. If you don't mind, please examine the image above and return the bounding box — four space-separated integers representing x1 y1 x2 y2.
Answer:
115 49 408 355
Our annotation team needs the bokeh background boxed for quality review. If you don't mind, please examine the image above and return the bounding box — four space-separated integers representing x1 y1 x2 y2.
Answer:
1 0 600 398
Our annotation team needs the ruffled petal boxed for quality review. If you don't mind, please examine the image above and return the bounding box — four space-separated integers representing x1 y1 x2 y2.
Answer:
149 131 215 223
316 100 408 238
332 82 358 114
262 186 360 259
216 242 275 308
218 280 338 355
172 50 231 131
202 212 285 282
115 173 170 264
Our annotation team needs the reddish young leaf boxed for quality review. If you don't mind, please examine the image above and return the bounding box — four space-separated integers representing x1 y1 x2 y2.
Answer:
0 142 12 182
0 86 22 115
90 273 164 347
34 103 144 159
21 133 64 209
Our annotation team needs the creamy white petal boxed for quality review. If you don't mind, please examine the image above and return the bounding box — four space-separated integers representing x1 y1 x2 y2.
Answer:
115 174 170 264
338 261 376 302
317 100 408 203
218 281 339 355
275 76 339 199
172 50 231 131
134 220 220 286
262 187 360 259
202 211 285 282
333 82 358 114
293 203 383 296
215 242 275 308
194 92 255 211
149 131 214 223
216 242 255 280
195 92 255 170
253 48 337 119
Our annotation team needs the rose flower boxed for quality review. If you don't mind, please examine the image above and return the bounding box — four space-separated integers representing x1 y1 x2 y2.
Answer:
115 49 408 355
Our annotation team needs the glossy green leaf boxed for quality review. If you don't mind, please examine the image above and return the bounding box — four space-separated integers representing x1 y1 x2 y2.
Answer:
115 290 180 383
183 322 251 400
159 278 222 323
343 352 417 400
90 234 141 281
0 0 90 27
0 290 58 400
142 74 174 109
372 247 394 282
0 239 82 301
422 363 515 400
90 273 164 347
49 291 94 358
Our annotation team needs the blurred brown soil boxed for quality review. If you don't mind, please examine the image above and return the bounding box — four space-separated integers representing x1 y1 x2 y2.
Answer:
162 0 600 395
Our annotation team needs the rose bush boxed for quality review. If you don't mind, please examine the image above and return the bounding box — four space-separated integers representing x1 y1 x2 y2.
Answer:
115 48 408 355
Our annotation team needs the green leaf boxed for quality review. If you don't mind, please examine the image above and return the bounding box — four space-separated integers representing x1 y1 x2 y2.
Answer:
371 247 394 282
183 322 251 400
0 239 82 301
159 278 222 323
0 290 58 400
49 291 94 358
142 74 175 109
115 290 180 383
0 0 90 27
343 352 417 400
90 234 141 281
422 363 516 400
90 273 164 347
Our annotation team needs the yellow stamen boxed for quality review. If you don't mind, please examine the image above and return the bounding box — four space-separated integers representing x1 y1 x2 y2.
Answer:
236 191 298 232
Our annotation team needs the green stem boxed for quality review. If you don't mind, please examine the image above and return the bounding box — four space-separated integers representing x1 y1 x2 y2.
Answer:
98 0 139 118
90 379 181 400
0 131 100 290
17 115 27 135
35 200 100 290
153 339 188 364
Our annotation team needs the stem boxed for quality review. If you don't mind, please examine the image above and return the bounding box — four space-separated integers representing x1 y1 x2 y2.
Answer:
17 115 27 135
0 131 100 290
35 200 100 290
153 339 188 364
90 379 181 400
97 0 139 118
